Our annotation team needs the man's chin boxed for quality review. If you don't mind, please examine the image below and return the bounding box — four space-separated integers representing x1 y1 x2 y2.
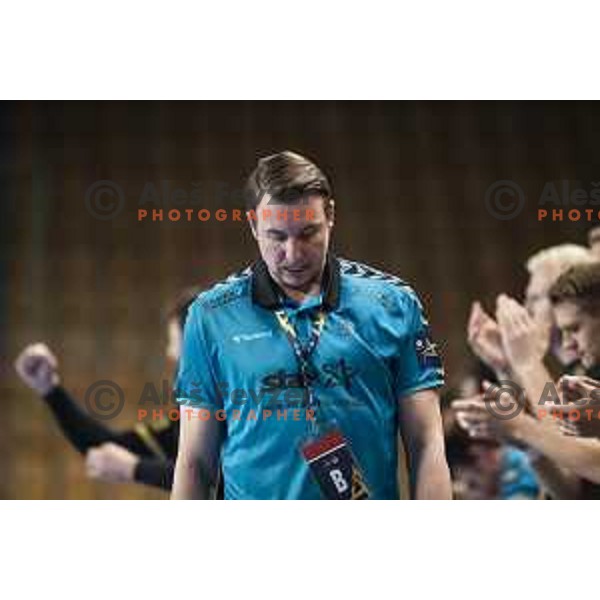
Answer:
281 276 311 290
278 271 316 292
557 347 580 367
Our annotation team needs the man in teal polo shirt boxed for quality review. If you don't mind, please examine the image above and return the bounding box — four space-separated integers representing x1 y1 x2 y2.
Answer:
172 151 451 500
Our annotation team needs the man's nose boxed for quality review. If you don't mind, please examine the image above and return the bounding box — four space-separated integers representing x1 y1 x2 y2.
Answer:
284 238 303 263
562 334 578 352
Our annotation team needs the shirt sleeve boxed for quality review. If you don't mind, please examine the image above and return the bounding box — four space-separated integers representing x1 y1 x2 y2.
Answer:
43 386 153 456
175 302 223 411
391 288 445 399
134 457 174 490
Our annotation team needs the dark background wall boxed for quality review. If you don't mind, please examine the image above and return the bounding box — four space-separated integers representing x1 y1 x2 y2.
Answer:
1 101 598 499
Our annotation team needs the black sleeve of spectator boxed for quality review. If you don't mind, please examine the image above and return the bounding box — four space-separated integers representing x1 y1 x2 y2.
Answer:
134 458 174 490
42 386 154 456
43 386 118 453
148 420 179 458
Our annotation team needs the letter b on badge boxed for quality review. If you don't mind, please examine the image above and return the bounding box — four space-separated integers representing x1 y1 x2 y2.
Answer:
301 430 370 500
329 469 349 493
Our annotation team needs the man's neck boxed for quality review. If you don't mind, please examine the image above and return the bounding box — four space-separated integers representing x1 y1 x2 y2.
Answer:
281 283 321 304
270 269 323 305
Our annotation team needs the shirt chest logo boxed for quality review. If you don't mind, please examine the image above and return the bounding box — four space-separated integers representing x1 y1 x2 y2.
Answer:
232 330 273 344
260 359 358 393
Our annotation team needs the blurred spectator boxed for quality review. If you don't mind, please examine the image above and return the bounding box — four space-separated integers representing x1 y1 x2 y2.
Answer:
13 287 202 491
524 244 595 367
464 243 595 498
442 366 539 499
454 263 600 490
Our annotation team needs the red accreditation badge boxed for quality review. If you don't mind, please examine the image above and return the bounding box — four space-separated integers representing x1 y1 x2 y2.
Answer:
301 429 371 500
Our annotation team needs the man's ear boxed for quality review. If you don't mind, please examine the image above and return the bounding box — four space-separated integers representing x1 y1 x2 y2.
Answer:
327 199 335 228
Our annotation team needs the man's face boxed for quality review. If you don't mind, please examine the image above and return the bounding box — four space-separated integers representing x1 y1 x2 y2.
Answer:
250 194 334 294
526 264 577 365
553 301 600 370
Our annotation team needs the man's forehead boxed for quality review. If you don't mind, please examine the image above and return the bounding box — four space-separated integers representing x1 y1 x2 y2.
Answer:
554 301 581 323
254 203 325 230
263 212 324 234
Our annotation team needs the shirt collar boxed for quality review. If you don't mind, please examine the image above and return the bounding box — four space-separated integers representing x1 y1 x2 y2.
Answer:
251 253 340 311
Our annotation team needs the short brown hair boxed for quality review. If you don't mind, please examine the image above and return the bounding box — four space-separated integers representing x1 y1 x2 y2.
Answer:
549 263 600 314
244 150 332 211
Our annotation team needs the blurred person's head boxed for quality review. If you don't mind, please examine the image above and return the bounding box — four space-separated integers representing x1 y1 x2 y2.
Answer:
549 263 600 371
448 439 500 500
444 363 502 499
525 244 595 364
165 286 202 367
589 227 600 260
244 151 335 299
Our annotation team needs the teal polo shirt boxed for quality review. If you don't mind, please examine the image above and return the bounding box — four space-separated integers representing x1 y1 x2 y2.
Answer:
176 255 445 499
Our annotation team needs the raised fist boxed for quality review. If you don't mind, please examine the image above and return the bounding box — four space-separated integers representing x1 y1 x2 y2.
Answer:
14 343 60 396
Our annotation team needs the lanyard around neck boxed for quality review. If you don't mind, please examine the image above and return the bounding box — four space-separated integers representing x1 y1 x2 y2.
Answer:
273 308 326 434
274 308 325 361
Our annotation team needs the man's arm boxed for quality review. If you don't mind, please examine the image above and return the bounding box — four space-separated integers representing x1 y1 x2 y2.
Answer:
509 415 600 484
454 393 600 485
43 387 163 456
171 411 223 500
399 389 452 499
15 343 158 456
502 356 586 498
494 297 592 496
